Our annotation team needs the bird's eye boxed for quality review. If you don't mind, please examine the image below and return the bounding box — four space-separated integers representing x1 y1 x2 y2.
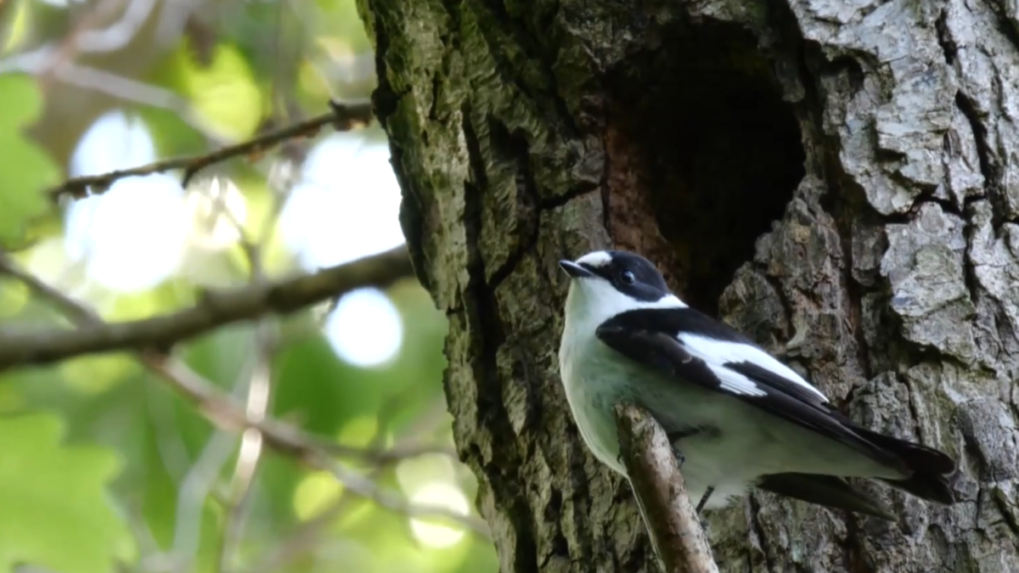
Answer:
620 270 636 285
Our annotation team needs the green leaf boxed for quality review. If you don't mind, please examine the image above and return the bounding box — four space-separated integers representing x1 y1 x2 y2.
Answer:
0 412 135 573
175 42 264 141
0 74 59 244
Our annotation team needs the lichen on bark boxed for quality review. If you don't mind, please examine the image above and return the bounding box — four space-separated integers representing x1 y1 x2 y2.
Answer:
357 0 1019 570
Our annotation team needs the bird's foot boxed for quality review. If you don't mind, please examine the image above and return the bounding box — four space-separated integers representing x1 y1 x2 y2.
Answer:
674 448 686 468
699 517 711 535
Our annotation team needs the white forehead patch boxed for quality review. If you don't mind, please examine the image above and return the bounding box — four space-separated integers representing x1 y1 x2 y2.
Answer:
576 250 612 268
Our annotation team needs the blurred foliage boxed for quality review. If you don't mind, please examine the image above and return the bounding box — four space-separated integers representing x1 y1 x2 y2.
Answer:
0 74 58 243
0 413 134 573
170 41 265 140
0 1 497 573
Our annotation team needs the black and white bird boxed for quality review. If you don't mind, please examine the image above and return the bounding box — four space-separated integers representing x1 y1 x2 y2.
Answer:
557 249 956 518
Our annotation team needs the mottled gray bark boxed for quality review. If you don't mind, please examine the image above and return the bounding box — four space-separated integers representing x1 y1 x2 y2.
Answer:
357 0 1019 570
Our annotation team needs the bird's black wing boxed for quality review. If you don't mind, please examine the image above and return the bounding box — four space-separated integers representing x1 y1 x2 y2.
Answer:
594 307 908 473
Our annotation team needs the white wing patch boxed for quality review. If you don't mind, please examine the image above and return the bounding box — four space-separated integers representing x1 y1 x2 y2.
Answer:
576 251 612 268
704 362 768 397
678 333 829 402
650 294 687 308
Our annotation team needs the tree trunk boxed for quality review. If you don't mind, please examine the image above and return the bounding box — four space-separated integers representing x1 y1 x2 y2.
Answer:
356 0 1019 570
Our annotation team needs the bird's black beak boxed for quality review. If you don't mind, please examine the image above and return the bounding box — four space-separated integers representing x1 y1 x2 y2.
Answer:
559 260 594 279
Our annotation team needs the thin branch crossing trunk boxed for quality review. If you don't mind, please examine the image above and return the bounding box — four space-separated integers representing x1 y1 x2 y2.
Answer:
616 403 719 573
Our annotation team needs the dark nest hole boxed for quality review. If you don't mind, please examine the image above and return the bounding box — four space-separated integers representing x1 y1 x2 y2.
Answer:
606 20 805 315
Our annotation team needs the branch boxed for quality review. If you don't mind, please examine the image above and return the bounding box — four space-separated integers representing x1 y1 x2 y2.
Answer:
0 252 483 539
144 356 488 537
614 403 719 573
216 323 277 573
139 355 453 462
0 249 448 469
46 101 373 201
0 246 413 370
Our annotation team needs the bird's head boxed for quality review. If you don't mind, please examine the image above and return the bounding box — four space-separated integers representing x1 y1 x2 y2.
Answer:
558 250 685 324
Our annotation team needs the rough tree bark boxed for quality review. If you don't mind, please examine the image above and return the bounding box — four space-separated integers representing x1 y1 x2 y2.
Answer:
356 0 1019 570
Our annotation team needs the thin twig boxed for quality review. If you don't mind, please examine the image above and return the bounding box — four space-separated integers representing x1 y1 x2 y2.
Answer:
0 245 413 370
615 403 719 573
0 258 99 324
216 186 281 573
145 381 193 485
56 64 221 142
140 355 456 466
1 49 226 146
46 101 373 201
218 323 277 573
146 356 487 537
171 428 238 573
190 177 261 272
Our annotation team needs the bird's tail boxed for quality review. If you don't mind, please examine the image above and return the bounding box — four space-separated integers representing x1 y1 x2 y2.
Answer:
853 427 957 504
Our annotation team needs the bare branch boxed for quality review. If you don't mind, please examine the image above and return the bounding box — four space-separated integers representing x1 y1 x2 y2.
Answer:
139 354 455 466
0 249 438 463
614 403 719 573
218 324 275 573
0 253 483 540
56 65 222 142
46 101 373 201
0 249 450 470
333 442 458 463
146 356 488 537
0 246 413 370
171 426 237 573
0 255 99 324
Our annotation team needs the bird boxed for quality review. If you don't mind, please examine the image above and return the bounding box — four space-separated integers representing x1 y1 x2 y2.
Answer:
557 249 957 519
